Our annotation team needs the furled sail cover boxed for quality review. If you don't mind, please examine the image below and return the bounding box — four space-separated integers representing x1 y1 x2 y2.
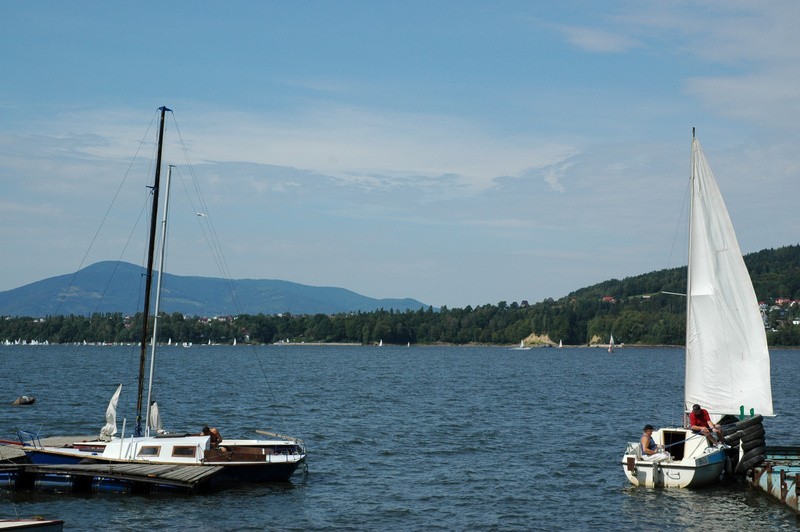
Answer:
99 384 123 441
684 139 773 417
149 401 165 434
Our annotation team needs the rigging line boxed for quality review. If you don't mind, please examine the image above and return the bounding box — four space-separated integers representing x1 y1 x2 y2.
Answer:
170 116 236 283
51 109 161 316
170 168 291 433
169 115 293 436
89 195 152 316
666 178 691 272
172 165 232 296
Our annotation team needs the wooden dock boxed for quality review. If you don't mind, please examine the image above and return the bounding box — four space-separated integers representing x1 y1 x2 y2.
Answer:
750 446 800 514
0 462 224 494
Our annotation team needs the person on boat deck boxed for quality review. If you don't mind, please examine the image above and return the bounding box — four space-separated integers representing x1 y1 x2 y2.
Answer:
689 404 724 445
200 425 227 451
640 424 670 461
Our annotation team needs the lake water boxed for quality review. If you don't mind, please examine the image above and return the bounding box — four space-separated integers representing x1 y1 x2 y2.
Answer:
1 344 799 530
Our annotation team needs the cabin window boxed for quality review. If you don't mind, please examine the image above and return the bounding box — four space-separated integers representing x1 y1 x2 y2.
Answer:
138 446 161 457
172 446 196 458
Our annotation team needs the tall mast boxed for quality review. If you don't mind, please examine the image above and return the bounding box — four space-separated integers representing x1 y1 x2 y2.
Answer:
144 164 174 437
135 105 171 437
685 128 696 419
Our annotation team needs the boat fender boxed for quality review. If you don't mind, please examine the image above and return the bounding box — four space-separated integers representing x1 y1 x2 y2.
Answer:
741 437 765 453
739 445 766 466
723 430 744 445
734 415 763 431
740 426 765 443
721 424 740 437
735 453 766 475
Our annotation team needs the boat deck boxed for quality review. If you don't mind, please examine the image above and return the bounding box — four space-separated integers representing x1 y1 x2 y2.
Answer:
0 436 95 462
750 446 800 514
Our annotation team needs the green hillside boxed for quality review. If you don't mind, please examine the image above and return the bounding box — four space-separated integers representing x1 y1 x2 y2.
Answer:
2 245 799 346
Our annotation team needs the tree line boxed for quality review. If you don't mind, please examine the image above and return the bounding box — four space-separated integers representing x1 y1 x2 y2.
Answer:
3 245 800 347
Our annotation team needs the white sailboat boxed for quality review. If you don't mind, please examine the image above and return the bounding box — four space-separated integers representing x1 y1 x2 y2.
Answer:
621 133 773 488
19 107 306 485
607 334 614 353
512 340 531 350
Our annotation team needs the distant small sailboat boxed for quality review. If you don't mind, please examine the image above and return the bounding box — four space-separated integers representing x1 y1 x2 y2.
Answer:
558 340 563 348
512 340 531 350
608 335 615 353
379 339 383 347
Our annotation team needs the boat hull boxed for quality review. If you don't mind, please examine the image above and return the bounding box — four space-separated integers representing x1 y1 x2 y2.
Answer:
0 519 64 531
213 459 304 483
21 435 306 484
622 453 726 488
23 448 304 483
621 428 727 488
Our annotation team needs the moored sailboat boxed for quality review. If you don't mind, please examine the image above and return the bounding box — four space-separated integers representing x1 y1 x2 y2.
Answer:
621 132 772 488
18 107 306 485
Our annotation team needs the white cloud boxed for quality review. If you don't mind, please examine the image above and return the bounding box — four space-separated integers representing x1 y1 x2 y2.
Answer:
556 25 640 53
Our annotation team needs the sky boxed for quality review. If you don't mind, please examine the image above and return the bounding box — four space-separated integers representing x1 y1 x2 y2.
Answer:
1 1 799 309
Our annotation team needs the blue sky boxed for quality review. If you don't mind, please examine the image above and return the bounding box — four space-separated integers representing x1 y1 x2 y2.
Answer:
1 1 799 309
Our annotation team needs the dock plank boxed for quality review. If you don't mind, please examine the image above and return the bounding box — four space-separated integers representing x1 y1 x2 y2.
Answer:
25 463 224 489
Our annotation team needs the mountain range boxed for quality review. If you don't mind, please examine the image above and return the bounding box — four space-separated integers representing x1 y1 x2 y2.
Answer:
0 261 430 317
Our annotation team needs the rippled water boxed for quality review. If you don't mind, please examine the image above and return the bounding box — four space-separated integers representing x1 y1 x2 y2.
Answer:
1 344 799 530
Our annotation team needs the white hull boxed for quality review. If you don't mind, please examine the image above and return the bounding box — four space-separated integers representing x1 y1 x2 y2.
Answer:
621 428 727 488
22 433 306 483
0 520 64 531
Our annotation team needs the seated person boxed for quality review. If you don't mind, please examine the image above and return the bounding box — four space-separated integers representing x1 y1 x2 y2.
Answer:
640 424 670 461
688 404 724 445
200 425 227 452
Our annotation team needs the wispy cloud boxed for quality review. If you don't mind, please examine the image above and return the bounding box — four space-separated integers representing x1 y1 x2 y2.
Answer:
556 25 640 53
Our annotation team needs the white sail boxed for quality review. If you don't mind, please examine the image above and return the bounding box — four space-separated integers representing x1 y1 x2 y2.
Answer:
99 384 123 441
685 138 773 417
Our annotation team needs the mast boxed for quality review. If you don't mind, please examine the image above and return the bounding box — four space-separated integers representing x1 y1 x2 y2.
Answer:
135 106 171 437
144 164 174 437
684 128 695 420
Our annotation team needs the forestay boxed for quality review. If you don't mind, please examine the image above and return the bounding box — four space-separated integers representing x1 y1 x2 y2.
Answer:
685 138 773 417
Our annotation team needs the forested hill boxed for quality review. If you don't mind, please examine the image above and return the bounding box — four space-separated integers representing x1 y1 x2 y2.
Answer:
567 244 800 304
2 245 800 346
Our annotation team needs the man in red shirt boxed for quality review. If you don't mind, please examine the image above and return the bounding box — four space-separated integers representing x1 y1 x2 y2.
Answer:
689 404 724 445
